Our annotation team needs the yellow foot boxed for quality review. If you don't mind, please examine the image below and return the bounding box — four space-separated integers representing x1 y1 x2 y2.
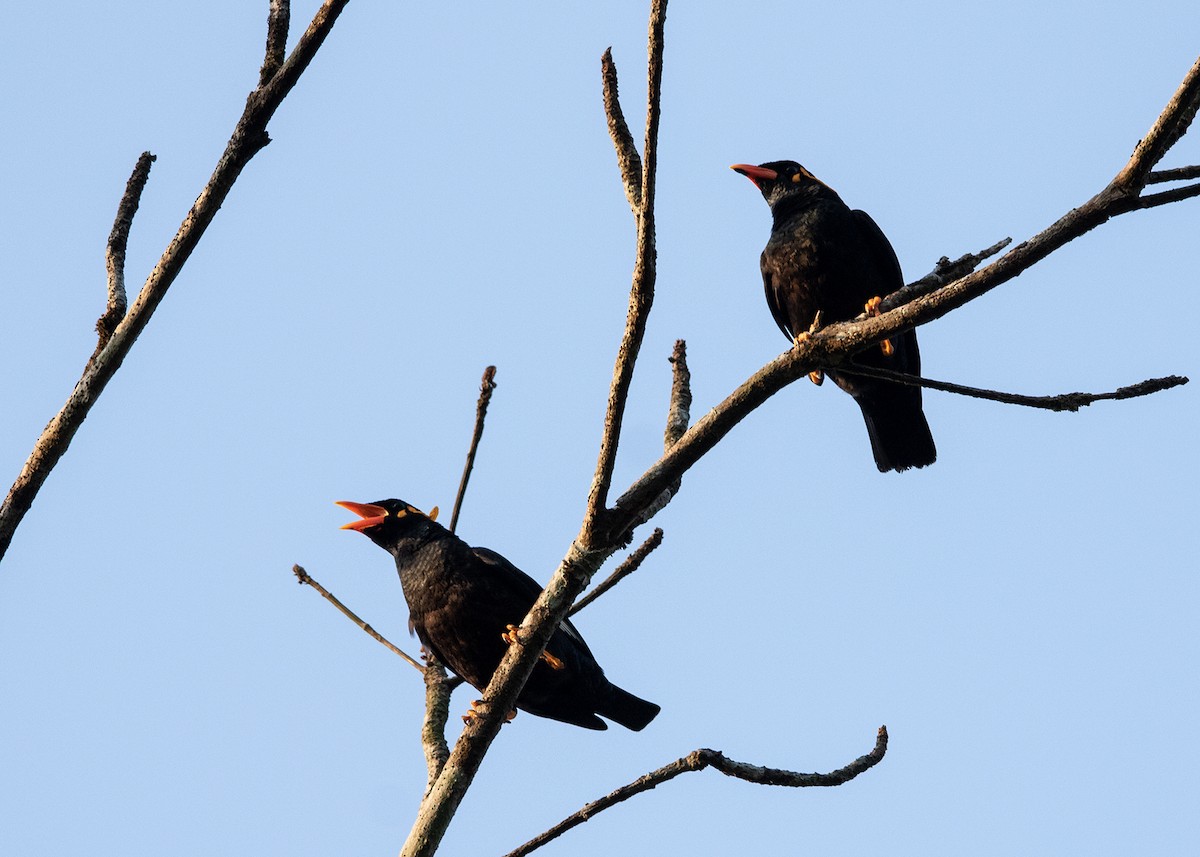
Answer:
864 297 895 357
462 699 518 725
796 312 824 384
502 623 563 669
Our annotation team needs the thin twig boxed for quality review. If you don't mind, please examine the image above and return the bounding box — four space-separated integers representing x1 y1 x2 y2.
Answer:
601 48 642 212
0 0 352 564
1147 164 1200 183
293 564 424 672
569 528 663 617
502 726 889 857
449 366 497 535
1113 180 1200 212
884 238 1012 312
259 0 292 85
835 364 1189 412
95 152 156 357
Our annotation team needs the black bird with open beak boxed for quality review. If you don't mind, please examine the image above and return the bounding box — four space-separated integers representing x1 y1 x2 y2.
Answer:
337 499 660 731
732 160 936 472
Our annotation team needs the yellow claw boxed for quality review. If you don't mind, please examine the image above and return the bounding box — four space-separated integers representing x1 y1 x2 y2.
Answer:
865 297 895 357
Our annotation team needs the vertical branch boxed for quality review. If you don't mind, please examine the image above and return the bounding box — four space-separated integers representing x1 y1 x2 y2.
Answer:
259 0 292 85
420 653 452 795
664 339 690 449
449 366 497 535
601 48 642 212
94 152 156 359
583 0 669 545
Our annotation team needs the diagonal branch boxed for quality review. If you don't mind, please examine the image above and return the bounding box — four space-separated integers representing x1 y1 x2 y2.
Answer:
1112 55 1200 192
569 528 663 617
0 0 351 564
293 564 423 671
449 365 498 534
502 726 889 857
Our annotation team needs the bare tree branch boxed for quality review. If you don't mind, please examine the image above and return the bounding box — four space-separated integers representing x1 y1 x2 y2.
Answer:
583 0 668 545
601 48 642 212
259 0 292 86
1147 164 1200 183
0 0 352 564
95 152 155 357
837 364 1189 412
884 237 1012 312
502 726 889 857
569 528 664 617
449 366 497 535
421 653 453 796
664 339 691 449
1112 55 1200 192
293 565 424 672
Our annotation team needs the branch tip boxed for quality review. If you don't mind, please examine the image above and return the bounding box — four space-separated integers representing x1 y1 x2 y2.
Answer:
96 151 156 358
450 365 498 534
260 0 292 85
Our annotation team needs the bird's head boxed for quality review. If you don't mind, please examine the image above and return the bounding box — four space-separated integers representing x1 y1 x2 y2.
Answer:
731 160 832 209
336 499 441 548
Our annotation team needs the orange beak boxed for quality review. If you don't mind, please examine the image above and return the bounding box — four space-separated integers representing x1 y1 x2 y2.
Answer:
730 163 778 188
336 500 389 532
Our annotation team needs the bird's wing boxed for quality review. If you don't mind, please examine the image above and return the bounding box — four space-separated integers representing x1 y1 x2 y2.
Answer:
760 265 795 340
851 209 904 292
470 546 591 651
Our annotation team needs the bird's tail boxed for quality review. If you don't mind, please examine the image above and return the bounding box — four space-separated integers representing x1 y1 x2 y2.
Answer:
854 386 937 473
598 684 661 731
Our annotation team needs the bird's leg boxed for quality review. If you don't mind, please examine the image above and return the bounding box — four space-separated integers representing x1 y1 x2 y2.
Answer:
462 699 518 725
864 297 895 357
503 624 566 670
796 311 824 385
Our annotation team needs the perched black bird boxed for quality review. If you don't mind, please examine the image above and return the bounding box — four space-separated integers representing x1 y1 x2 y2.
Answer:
731 160 936 472
337 499 660 731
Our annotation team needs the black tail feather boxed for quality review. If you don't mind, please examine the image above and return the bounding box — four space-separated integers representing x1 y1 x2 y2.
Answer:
598 684 660 731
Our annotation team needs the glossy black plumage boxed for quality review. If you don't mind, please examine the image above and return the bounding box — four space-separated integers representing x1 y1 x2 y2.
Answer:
732 160 936 472
338 499 659 731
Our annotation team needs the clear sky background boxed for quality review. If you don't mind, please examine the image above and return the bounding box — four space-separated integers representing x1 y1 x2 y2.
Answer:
2 2 1196 855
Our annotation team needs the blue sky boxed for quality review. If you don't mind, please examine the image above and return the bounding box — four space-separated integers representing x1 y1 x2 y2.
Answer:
1 2 1196 855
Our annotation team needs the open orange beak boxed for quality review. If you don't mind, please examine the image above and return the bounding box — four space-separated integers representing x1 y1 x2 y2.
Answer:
336 500 389 531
